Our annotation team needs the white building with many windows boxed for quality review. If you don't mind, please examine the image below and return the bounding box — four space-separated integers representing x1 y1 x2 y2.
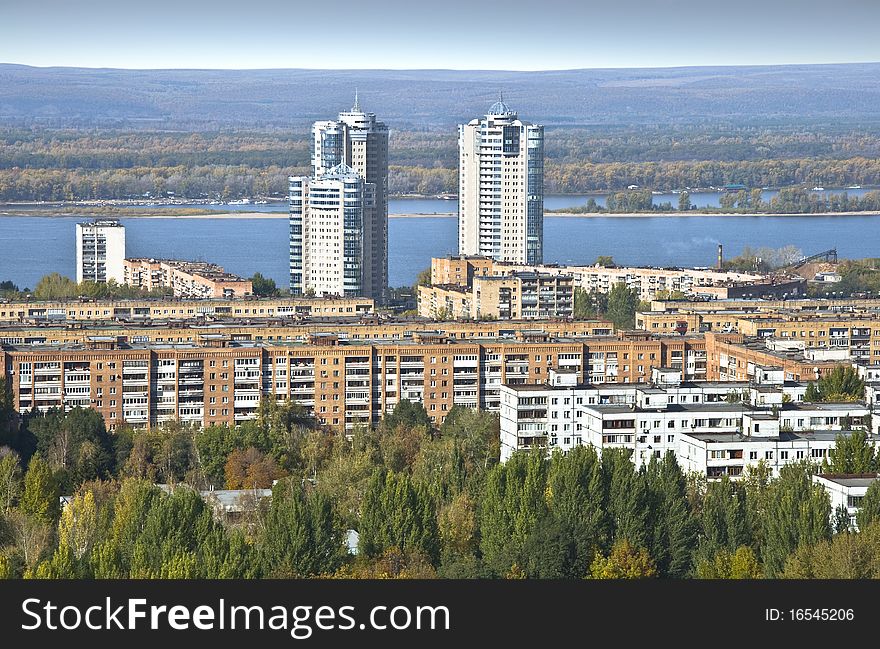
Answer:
309 96 389 301
75 219 126 284
289 164 370 298
499 370 874 473
813 474 879 530
458 97 544 265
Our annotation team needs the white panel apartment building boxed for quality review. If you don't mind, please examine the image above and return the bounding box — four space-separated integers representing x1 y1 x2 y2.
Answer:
499 370 875 476
458 98 544 265
75 219 126 284
310 96 389 301
812 474 879 530
289 164 369 298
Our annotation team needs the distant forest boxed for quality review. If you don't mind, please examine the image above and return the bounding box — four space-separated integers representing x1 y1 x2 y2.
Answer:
3 63 880 200
3 127 880 200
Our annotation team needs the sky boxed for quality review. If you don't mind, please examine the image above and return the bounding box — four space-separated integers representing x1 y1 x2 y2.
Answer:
3 0 880 70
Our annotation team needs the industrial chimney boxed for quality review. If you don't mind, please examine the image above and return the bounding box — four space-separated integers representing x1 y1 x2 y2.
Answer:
717 244 723 270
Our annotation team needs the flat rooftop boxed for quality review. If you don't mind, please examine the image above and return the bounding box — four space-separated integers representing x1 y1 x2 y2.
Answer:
815 474 880 488
687 430 879 444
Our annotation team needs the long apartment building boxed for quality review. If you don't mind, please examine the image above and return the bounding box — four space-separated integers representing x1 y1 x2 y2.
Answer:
418 271 574 320
650 297 880 313
499 368 877 477
640 306 880 360
704 332 849 382
0 296 374 324
1 330 706 432
0 318 614 347
428 255 780 302
123 258 252 298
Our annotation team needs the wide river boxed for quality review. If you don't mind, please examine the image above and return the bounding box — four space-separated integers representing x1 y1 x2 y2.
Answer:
1 195 879 289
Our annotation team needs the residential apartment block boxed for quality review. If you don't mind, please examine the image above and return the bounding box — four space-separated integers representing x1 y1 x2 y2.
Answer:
813 474 880 530
0 297 374 324
427 255 783 302
1 330 705 432
705 332 859 382
499 368 876 476
0 318 614 347
289 164 370 298
458 100 544 264
639 308 880 362
123 258 252 298
302 97 389 301
418 271 574 320
75 219 126 284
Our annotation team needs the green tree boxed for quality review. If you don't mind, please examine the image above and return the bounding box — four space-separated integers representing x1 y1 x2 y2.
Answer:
589 538 657 579
603 449 650 548
479 450 548 576
804 382 821 402
128 486 221 579
573 287 608 320
383 400 432 432
26 407 113 492
646 452 696 578
89 479 161 578
33 273 78 300
604 283 640 329
249 272 279 297
678 191 691 211
856 480 880 530
0 449 23 513
698 476 751 564
762 462 831 577
783 521 880 578
415 267 432 287
832 504 852 534
259 480 344 577
696 545 762 579
530 446 608 578
595 255 615 267
815 366 865 402
822 430 877 473
18 455 59 525
359 469 439 565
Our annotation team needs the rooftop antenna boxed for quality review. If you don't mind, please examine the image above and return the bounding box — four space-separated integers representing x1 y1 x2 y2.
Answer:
352 88 360 112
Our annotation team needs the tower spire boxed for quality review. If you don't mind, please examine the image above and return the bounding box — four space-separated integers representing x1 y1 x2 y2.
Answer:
353 89 360 112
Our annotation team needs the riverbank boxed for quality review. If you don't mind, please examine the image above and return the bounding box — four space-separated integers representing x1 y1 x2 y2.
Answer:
546 210 880 217
3 208 880 219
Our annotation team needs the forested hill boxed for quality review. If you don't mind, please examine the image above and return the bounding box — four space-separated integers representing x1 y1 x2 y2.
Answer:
2 62 880 129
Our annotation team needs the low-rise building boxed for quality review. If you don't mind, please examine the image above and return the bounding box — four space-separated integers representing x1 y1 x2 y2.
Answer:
813 474 879 530
0 296 375 324
418 271 574 320
428 255 792 301
124 258 253 298
705 332 847 382
677 430 879 479
499 370 870 466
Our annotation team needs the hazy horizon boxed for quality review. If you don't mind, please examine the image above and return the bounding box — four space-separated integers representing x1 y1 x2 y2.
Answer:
4 0 880 70
4 60 880 73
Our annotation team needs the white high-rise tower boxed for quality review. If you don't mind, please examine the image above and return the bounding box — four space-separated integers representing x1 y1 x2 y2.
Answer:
75 219 126 284
302 94 389 301
458 96 544 265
